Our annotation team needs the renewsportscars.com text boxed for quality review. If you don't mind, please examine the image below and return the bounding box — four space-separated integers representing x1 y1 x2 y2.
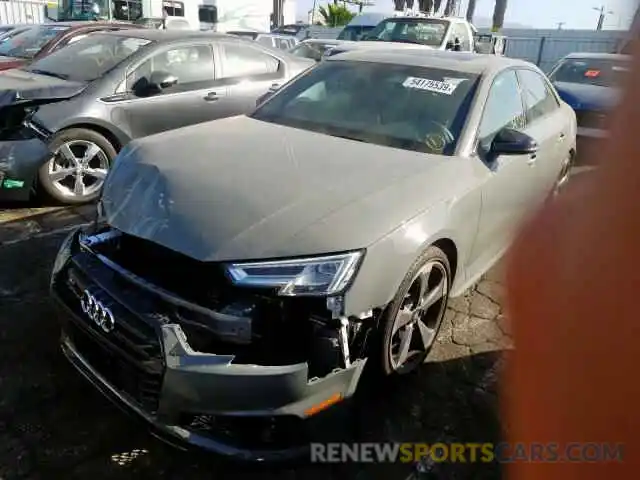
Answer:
310 442 625 463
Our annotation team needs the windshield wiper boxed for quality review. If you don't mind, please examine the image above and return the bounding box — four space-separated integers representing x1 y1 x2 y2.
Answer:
331 133 367 143
26 69 69 80
390 38 426 45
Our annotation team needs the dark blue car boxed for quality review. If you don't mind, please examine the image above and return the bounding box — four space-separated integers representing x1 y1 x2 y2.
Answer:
548 52 630 164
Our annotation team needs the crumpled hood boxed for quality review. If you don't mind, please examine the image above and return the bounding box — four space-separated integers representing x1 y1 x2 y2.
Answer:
328 40 435 56
102 116 462 262
0 68 86 108
0 55 26 71
553 81 619 111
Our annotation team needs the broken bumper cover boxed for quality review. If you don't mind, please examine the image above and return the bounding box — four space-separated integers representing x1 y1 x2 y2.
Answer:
59 318 366 461
51 231 366 461
0 135 50 201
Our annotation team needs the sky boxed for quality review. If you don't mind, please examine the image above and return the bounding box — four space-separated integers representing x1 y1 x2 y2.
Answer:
296 0 636 30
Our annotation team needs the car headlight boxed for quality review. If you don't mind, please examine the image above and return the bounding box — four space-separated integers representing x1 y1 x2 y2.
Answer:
225 251 364 296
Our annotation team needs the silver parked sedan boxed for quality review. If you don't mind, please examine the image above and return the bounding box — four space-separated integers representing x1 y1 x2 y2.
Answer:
51 49 576 459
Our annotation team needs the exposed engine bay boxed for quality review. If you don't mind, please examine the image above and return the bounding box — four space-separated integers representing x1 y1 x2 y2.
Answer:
78 225 378 381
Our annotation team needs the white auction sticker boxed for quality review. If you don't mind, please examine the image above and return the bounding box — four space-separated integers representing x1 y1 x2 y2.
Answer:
402 76 460 95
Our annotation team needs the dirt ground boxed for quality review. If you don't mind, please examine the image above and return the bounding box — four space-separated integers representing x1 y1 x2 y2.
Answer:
0 204 511 480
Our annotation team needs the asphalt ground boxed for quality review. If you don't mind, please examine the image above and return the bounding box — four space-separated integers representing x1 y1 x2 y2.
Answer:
0 202 511 480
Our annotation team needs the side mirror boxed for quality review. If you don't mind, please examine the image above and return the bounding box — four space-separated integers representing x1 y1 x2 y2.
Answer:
490 128 538 155
446 39 462 51
134 70 178 96
149 70 178 90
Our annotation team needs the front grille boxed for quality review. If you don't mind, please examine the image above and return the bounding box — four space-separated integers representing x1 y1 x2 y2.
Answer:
56 253 165 413
575 110 608 130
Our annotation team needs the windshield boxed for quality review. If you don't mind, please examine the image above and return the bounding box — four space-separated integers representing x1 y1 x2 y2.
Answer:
0 25 70 59
251 60 479 155
272 25 304 35
549 57 630 88
337 25 376 41
365 18 450 46
22 34 151 82
228 31 259 39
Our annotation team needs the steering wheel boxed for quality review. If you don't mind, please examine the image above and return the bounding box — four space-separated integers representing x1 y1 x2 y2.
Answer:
408 120 455 153
424 120 455 144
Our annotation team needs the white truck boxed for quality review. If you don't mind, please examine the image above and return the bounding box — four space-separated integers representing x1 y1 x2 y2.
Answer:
325 15 484 58
199 0 272 32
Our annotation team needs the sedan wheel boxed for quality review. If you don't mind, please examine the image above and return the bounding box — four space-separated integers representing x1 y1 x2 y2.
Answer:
47 140 109 201
38 128 117 205
380 246 451 376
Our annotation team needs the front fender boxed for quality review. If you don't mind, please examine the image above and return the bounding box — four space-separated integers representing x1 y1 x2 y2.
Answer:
343 190 481 317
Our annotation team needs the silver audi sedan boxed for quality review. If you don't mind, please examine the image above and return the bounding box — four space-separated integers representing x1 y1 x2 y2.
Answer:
51 49 576 459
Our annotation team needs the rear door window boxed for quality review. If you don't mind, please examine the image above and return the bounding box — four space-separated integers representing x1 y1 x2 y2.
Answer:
219 43 280 79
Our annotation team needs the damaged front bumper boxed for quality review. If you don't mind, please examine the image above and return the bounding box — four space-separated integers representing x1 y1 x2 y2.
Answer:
51 227 368 461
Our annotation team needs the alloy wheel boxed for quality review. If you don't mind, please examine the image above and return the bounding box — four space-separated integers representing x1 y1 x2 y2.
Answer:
388 260 449 374
47 140 109 200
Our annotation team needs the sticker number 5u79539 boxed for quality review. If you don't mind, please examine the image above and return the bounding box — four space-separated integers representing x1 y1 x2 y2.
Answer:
402 76 459 95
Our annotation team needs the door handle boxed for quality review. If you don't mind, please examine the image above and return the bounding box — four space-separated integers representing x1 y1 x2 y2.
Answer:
558 132 566 141
203 91 222 102
526 153 537 165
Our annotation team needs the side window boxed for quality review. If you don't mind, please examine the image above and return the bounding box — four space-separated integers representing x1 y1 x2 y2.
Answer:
127 44 214 93
518 69 559 123
220 44 280 79
478 70 527 148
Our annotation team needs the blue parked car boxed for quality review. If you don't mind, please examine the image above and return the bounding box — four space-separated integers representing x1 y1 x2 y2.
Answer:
548 52 630 164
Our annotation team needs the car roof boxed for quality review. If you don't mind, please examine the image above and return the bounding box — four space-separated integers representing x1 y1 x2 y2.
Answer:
94 29 229 42
328 49 533 75
565 52 631 61
302 39 341 44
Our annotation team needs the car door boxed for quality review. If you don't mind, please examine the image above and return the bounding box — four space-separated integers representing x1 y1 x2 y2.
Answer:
517 68 571 194
114 42 230 139
468 69 539 271
214 41 287 115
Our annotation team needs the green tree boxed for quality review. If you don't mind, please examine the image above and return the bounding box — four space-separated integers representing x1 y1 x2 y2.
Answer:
491 0 508 32
319 2 355 26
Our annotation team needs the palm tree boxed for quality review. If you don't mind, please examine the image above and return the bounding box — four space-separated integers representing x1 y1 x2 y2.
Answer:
466 0 476 22
491 0 508 32
418 1 434 13
396 1 444 14
443 0 456 16
319 3 355 26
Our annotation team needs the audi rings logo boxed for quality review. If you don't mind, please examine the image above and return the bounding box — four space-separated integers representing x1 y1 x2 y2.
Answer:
80 290 115 333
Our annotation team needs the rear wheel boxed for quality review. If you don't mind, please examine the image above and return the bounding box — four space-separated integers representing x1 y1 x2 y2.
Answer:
378 246 451 376
38 128 117 205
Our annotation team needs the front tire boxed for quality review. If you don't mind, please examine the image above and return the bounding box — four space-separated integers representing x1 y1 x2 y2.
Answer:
38 128 117 205
378 246 452 376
